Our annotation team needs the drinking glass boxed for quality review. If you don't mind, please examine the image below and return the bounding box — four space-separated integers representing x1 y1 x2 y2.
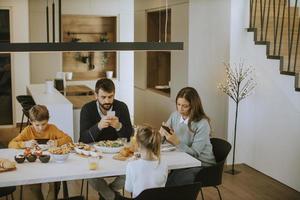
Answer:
88 156 99 170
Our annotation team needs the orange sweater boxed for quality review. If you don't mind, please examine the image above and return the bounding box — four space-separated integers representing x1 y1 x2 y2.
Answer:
8 124 72 149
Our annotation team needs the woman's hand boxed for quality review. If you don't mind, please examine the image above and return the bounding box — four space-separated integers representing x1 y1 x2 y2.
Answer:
159 125 180 146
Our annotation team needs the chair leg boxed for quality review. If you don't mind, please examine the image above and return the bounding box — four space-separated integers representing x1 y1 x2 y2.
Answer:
19 113 24 133
6 195 8 200
11 193 15 200
214 186 222 200
80 179 84 196
200 188 204 200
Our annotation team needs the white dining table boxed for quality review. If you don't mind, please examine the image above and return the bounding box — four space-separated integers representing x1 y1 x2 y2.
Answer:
0 149 201 187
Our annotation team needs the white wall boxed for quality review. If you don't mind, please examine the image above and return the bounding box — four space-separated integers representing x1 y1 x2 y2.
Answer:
134 0 189 128
0 0 30 124
134 0 230 138
28 0 134 116
188 0 230 138
230 0 300 191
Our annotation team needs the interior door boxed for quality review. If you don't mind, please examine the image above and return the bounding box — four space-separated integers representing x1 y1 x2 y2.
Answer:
0 9 12 125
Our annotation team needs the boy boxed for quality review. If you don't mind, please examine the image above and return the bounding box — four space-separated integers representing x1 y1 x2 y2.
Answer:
9 104 72 200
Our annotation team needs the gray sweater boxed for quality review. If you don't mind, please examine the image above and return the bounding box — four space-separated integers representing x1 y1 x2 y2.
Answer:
166 111 216 166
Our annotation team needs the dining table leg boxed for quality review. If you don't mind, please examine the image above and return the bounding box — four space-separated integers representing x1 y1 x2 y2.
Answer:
62 181 69 199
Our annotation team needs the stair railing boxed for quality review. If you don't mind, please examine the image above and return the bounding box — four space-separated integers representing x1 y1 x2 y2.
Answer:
249 0 300 75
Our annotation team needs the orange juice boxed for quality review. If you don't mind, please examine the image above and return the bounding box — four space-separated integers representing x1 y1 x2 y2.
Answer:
88 156 98 170
89 162 97 170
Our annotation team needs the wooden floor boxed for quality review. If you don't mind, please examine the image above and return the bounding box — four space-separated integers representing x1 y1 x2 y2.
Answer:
1 127 300 200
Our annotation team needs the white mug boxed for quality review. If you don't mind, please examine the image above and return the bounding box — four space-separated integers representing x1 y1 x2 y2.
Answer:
45 80 54 94
65 72 73 80
106 71 113 79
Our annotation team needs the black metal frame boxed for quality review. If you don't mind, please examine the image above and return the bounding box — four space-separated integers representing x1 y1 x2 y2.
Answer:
0 42 183 52
248 0 300 90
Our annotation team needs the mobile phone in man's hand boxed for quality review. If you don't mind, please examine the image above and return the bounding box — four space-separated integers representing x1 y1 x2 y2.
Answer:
107 111 115 117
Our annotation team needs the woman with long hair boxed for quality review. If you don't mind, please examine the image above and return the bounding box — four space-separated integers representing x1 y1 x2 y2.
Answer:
160 87 216 186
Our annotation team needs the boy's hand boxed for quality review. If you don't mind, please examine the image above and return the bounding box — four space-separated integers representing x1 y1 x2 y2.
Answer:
24 140 37 148
47 140 57 147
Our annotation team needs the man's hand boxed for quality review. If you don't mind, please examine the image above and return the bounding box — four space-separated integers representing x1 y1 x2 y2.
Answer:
98 117 111 130
108 116 122 129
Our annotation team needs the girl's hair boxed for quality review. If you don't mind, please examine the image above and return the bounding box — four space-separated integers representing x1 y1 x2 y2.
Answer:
176 87 210 133
29 105 50 122
136 125 161 161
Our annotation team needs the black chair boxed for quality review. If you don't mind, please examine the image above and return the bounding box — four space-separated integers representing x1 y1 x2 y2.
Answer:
116 182 202 200
0 143 16 200
16 95 35 132
0 186 16 200
195 138 231 200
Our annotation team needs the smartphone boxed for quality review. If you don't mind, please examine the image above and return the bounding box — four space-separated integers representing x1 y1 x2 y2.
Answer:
107 111 115 117
161 125 172 134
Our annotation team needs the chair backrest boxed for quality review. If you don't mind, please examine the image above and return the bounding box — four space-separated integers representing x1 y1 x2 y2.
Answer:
210 138 232 163
195 138 231 187
130 182 202 200
0 186 16 197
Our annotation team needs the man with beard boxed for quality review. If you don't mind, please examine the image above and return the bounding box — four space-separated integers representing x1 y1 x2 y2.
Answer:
79 78 133 200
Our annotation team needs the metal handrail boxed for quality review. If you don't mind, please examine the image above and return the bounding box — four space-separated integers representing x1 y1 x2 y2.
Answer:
249 0 300 74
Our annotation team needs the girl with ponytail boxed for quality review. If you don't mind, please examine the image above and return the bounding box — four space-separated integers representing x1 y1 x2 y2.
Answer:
125 125 168 198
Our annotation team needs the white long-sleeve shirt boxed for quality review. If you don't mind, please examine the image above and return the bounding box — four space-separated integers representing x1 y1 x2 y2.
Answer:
125 159 168 198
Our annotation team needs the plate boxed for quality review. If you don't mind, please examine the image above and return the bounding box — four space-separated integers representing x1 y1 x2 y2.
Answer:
74 147 101 157
94 145 123 154
38 144 49 151
155 85 170 90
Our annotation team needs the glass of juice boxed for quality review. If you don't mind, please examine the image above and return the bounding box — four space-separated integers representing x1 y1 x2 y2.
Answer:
88 156 99 170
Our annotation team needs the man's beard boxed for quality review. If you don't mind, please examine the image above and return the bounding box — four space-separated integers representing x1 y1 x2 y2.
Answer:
98 100 113 111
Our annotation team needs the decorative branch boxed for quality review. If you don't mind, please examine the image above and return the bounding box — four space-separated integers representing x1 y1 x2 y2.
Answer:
218 61 256 103
218 61 256 175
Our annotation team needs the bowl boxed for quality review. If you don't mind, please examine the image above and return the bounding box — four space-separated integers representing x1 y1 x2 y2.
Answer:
26 154 37 162
39 154 51 163
51 153 69 163
36 139 49 144
14 155 25 163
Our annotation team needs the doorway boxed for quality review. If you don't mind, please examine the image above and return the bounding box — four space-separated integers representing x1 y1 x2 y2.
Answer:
0 9 12 125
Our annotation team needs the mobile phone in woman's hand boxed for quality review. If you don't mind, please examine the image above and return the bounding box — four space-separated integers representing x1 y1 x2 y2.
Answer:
161 125 172 135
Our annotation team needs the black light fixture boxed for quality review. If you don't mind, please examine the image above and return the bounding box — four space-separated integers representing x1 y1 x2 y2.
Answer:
0 0 183 53
0 42 183 53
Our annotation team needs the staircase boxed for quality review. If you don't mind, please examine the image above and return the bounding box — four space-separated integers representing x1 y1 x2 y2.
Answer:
248 0 300 91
